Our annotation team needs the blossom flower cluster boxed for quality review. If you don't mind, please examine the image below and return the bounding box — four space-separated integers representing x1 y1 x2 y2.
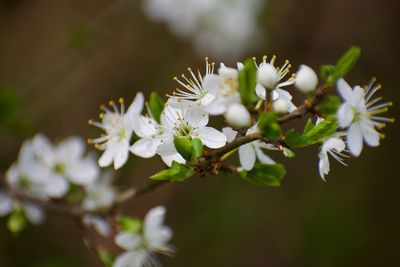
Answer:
142 0 264 58
0 47 394 267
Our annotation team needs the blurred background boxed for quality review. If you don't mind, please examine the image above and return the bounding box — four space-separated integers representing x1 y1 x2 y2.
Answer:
0 0 399 266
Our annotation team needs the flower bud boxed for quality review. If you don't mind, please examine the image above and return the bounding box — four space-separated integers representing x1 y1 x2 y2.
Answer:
272 98 289 114
295 65 318 93
257 63 279 89
225 103 251 128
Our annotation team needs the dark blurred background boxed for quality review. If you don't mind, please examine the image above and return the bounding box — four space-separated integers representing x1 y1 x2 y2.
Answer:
0 0 399 266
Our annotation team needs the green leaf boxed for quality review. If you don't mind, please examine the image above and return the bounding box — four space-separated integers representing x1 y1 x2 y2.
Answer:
285 129 313 148
119 216 142 233
0 84 19 124
238 59 257 105
283 148 296 158
149 92 164 123
7 208 28 234
239 163 286 187
191 138 203 161
317 95 341 115
258 112 282 141
321 47 361 85
303 118 315 134
304 116 338 142
174 136 193 161
150 161 194 182
334 46 361 80
99 250 115 267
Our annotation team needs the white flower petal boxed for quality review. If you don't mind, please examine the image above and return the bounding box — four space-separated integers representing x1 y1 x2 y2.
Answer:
113 251 142 267
195 127 226 149
254 146 275 164
55 137 85 161
222 127 238 143
347 123 363 156
184 105 209 128
67 157 99 185
360 122 380 147
337 79 356 104
255 83 266 99
115 232 142 251
318 152 330 181
337 103 354 128
126 92 144 117
23 203 45 225
0 192 13 216
130 138 161 158
322 137 346 154
114 140 130 169
44 176 69 198
239 143 256 171
98 144 116 168
161 153 186 167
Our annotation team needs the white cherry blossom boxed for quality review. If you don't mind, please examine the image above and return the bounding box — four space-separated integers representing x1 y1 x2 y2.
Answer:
238 124 275 171
336 79 393 156
156 99 226 166
89 93 144 169
114 206 174 267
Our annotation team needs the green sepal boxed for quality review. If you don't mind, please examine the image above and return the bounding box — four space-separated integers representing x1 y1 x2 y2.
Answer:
239 163 286 187
174 136 193 161
258 112 282 141
150 161 194 182
7 208 28 234
238 59 257 105
118 216 142 233
191 138 203 162
149 92 164 124
99 250 115 267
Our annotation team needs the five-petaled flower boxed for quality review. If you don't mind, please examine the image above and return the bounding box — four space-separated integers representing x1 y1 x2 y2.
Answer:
114 206 174 267
337 79 393 156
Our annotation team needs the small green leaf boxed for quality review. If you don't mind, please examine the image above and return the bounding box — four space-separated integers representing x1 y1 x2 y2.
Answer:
317 95 341 115
99 250 115 267
7 208 28 234
149 92 164 123
283 148 296 158
150 161 194 182
174 136 193 161
238 59 257 105
304 116 338 142
258 112 281 141
119 216 142 233
239 163 286 187
303 118 315 134
285 129 313 148
191 138 203 161
334 46 361 80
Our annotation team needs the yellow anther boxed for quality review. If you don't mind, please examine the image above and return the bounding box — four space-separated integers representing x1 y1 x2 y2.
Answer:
119 98 124 104
376 123 386 129
88 119 94 125
99 113 104 119
109 100 115 106
379 133 386 139
173 76 178 80
100 105 106 110
87 139 93 144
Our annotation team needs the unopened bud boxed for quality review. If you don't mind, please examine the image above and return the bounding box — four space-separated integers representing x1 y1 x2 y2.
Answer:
257 63 279 89
225 103 251 128
295 65 318 93
272 99 289 114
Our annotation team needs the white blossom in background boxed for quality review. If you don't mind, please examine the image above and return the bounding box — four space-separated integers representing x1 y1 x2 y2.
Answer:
143 0 264 59
6 134 99 199
82 173 116 211
82 214 112 237
0 191 45 225
89 93 144 169
238 124 275 171
255 56 297 113
336 79 393 156
225 103 251 128
114 206 174 267
156 98 227 166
